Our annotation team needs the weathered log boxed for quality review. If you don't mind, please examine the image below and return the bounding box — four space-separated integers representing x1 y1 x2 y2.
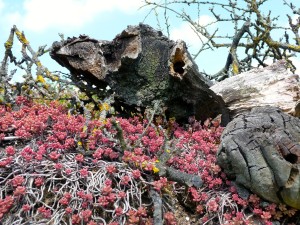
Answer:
50 24 229 125
217 106 300 209
210 60 300 119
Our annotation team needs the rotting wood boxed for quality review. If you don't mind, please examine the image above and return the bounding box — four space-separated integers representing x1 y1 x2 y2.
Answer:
210 60 300 119
50 24 229 125
217 106 300 209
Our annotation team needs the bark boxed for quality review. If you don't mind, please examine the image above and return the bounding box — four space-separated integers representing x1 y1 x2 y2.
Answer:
217 106 300 209
210 60 300 119
50 24 229 125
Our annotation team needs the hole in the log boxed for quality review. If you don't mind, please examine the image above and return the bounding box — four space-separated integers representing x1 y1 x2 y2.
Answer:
285 153 298 164
173 61 185 75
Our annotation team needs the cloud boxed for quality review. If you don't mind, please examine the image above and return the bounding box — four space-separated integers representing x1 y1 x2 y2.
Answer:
4 0 144 32
170 15 214 47
3 11 21 27
0 0 4 11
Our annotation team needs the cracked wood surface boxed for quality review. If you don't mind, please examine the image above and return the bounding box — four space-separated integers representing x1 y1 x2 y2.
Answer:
211 60 300 119
217 106 300 209
50 24 229 125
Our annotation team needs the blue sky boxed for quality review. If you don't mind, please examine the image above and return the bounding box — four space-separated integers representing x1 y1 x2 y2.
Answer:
0 0 299 81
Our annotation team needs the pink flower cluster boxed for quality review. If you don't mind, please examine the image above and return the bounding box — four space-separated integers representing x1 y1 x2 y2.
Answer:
164 212 176 225
126 207 148 224
0 99 299 225
0 196 13 220
37 206 52 218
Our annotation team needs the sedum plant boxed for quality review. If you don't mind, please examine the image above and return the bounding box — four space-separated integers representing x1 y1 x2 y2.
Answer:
0 98 298 224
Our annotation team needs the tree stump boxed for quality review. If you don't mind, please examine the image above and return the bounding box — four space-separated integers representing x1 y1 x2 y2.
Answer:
50 24 229 125
217 106 300 209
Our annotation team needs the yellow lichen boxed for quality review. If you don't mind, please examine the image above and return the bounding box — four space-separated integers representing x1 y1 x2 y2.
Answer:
5 41 13 49
43 84 49 90
15 30 29 45
36 61 42 67
36 75 46 84
152 166 160 173
232 61 239 75
45 70 60 81
99 103 110 112
51 75 60 81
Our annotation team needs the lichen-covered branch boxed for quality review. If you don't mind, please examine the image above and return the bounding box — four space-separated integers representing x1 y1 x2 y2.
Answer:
143 0 300 80
0 25 69 104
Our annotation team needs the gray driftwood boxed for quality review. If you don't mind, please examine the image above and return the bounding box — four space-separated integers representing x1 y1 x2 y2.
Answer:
217 106 300 209
210 60 300 119
50 24 229 125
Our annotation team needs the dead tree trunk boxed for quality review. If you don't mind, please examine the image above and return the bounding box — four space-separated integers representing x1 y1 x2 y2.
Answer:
210 60 300 119
50 24 229 125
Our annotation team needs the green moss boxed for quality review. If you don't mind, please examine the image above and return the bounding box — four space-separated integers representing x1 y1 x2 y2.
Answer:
135 40 169 104
138 48 160 81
